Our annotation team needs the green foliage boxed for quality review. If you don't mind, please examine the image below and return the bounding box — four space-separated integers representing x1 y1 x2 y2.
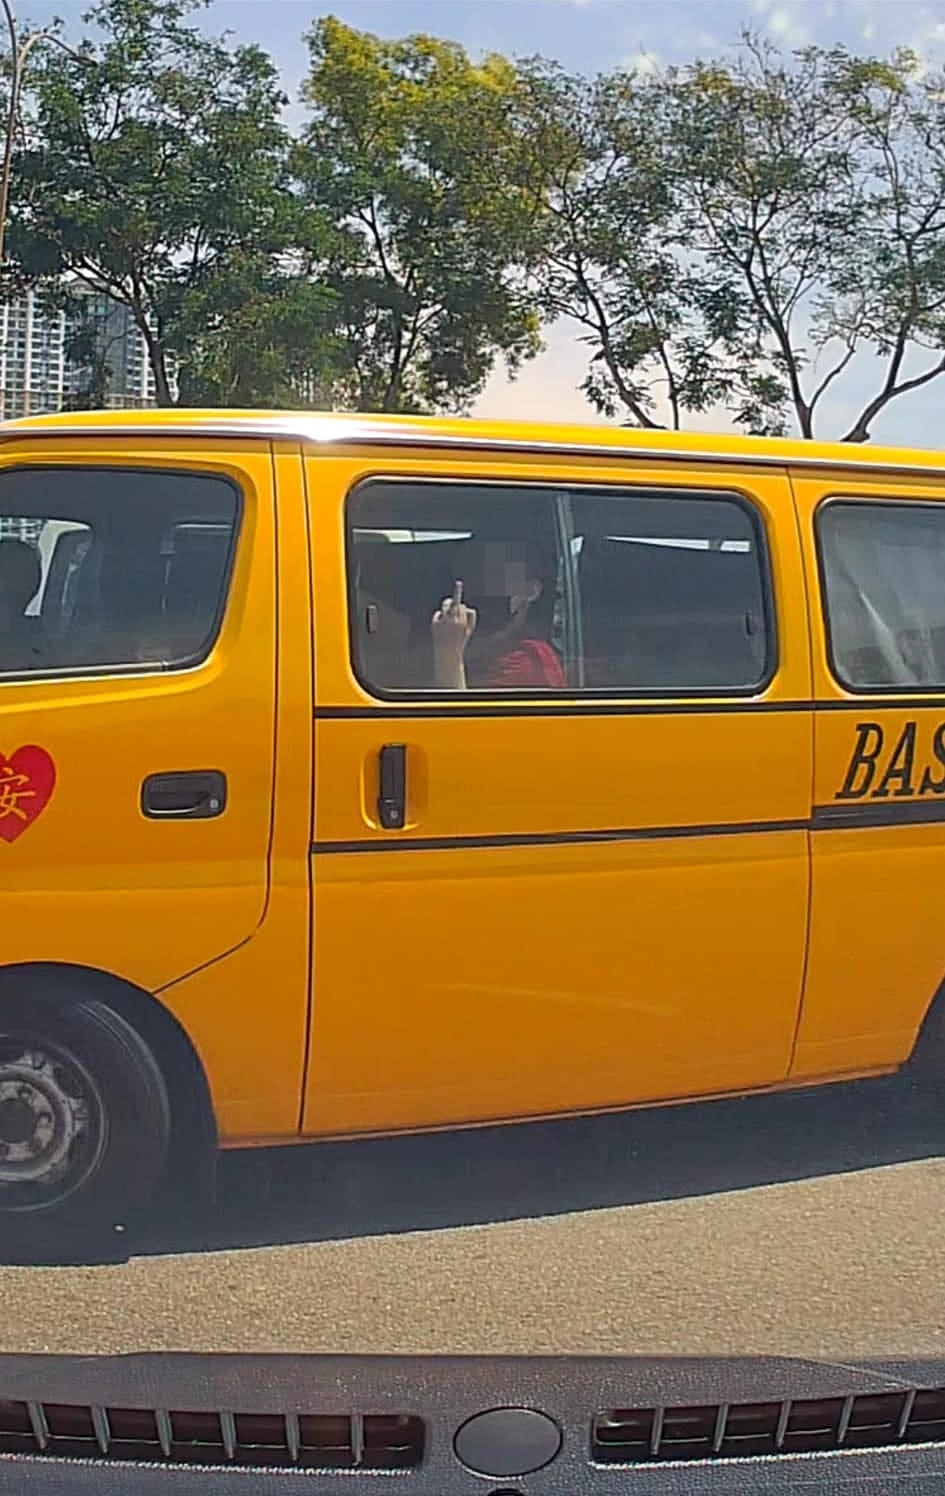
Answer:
814 48 945 439
662 34 876 436
173 255 345 407
517 58 790 433
611 31 945 439
1 7 945 437
293 16 546 412
9 0 298 404
511 30 945 439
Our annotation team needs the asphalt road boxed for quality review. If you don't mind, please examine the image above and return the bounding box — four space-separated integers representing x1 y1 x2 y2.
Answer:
2 1076 944 1360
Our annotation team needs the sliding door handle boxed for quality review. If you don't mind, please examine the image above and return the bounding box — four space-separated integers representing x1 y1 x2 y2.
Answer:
142 770 227 820
378 743 406 830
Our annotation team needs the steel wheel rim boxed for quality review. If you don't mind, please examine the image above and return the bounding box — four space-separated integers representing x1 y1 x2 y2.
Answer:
0 1032 108 1213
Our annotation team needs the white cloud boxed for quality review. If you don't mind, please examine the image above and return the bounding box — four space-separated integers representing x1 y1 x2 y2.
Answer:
911 19 945 63
741 0 812 47
765 7 811 45
900 7 945 62
633 48 662 75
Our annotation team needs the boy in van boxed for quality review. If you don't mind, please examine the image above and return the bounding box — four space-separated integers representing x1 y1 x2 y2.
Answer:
430 540 565 690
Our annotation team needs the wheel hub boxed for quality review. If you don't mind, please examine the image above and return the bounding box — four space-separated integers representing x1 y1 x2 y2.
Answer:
0 1094 41 1145
0 1043 98 1199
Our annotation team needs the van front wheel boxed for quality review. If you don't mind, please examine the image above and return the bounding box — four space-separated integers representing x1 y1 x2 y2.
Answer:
0 992 171 1233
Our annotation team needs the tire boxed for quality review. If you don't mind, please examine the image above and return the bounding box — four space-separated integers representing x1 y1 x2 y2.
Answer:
0 985 172 1237
910 999 945 1080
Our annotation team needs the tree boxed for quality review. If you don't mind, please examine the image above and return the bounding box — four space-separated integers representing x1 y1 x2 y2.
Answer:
171 240 345 407
820 49 945 441
293 16 548 414
527 34 945 440
9 0 300 405
665 35 945 440
517 58 787 433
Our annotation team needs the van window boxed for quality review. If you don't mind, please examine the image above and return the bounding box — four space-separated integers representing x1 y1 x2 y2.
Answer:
348 480 564 692
818 500 945 690
571 489 770 690
347 478 771 695
0 466 239 677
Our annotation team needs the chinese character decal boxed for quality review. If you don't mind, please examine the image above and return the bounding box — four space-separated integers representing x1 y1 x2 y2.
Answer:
0 747 56 842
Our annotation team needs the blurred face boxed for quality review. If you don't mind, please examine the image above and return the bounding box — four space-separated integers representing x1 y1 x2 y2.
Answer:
481 542 541 614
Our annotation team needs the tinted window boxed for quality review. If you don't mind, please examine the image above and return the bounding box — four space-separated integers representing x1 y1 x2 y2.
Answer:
571 489 770 690
0 467 239 677
348 479 771 695
819 501 945 690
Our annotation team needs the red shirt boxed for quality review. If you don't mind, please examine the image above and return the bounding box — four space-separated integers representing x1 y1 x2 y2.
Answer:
482 638 565 689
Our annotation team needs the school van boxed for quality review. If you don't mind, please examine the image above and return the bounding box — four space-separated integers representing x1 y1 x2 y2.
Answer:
0 407 944 1231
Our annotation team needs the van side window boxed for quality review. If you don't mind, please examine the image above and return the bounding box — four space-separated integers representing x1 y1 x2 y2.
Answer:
818 501 945 690
0 466 239 677
571 489 770 691
348 480 565 693
347 478 771 696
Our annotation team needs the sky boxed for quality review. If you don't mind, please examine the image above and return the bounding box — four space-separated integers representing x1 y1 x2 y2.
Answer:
17 0 945 444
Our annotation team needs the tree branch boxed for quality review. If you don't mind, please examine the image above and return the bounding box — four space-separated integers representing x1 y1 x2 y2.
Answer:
841 352 945 442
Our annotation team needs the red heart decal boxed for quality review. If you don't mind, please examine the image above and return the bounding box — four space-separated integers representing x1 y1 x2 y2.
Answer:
0 746 56 843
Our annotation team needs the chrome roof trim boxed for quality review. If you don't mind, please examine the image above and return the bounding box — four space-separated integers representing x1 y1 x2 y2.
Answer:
2 413 945 484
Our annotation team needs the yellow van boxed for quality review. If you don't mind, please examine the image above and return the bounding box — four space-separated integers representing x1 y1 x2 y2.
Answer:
1 406 943 1231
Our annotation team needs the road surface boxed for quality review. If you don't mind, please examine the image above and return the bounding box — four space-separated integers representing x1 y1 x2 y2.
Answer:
2 1077 943 1360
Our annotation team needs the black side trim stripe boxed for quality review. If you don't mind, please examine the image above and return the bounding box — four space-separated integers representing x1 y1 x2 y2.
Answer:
316 696 945 721
312 800 945 854
313 818 808 855
316 701 799 720
817 697 945 712
812 798 945 829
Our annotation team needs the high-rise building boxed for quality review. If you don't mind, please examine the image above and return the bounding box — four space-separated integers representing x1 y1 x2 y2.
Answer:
0 283 157 420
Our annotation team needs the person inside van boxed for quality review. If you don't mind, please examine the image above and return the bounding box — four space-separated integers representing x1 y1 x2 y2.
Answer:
430 540 565 690
0 538 49 671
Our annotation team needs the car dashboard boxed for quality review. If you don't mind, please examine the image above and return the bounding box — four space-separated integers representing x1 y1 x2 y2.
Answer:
2 1352 945 1494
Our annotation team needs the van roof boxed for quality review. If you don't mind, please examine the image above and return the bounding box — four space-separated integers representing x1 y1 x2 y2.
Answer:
2 407 943 482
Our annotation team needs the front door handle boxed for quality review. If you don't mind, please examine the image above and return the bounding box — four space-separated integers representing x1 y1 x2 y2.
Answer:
141 770 227 820
377 744 406 830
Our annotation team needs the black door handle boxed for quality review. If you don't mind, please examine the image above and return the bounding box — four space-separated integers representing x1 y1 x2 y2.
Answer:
378 744 406 830
141 770 227 820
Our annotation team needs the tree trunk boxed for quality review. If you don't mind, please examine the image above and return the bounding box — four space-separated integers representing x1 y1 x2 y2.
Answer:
146 333 174 406
132 306 175 406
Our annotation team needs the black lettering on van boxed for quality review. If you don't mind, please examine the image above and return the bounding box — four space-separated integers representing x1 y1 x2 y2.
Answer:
919 722 945 795
836 722 884 800
872 721 917 798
